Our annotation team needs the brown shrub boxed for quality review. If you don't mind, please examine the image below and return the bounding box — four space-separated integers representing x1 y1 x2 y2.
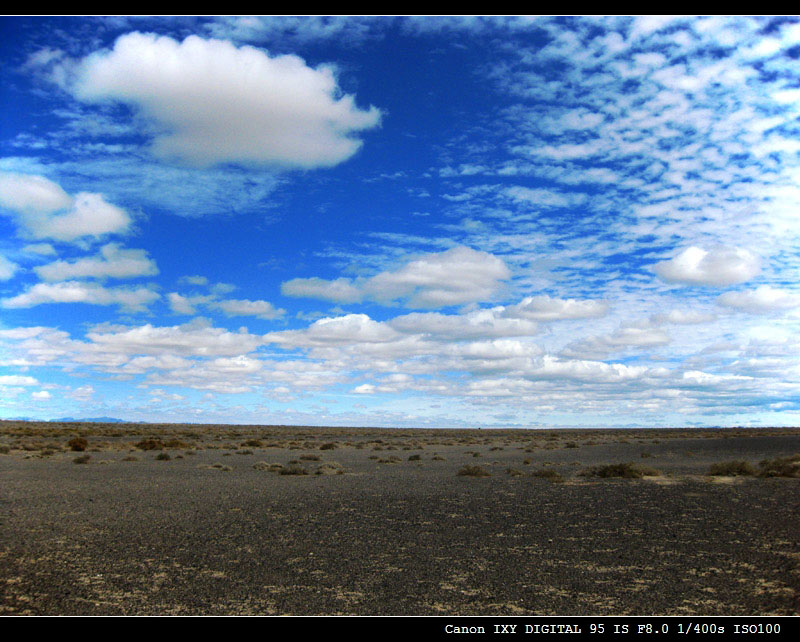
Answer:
68 437 88 452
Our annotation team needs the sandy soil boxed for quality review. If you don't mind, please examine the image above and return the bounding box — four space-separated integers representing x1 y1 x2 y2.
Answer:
1 422 798 615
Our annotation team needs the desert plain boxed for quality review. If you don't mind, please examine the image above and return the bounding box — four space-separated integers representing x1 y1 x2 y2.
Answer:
1 420 798 616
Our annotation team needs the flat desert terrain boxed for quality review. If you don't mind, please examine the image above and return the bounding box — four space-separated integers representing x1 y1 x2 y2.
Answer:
1 421 798 615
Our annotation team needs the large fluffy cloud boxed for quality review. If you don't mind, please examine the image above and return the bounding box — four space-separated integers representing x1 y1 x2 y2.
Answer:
0 172 131 242
72 33 382 168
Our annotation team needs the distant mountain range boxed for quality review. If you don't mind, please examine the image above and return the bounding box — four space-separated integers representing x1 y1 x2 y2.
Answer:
51 417 130 424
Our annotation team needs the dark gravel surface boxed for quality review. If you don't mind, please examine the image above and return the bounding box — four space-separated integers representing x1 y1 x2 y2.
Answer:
1 425 798 615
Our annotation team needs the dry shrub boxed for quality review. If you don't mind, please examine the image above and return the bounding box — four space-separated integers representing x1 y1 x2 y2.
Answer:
757 454 800 478
457 465 491 477
135 439 164 451
316 462 346 475
580 462 660 479
73 454 91 464
531 467 564 482
68 437 88 452
253 461 284 472
708 460 756 476
280 464 309 476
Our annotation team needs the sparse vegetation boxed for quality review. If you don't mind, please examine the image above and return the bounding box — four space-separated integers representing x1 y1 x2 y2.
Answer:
579 462 660 479
708 460 756 476
757 454 800 478
531 467 564 482
135 439 164 451
316 462 346 475
280 464 309 475
155 452 172 461
457 464 491 477
73 454 91 464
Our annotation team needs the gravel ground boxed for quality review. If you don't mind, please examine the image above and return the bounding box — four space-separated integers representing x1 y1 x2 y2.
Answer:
1 423 798 615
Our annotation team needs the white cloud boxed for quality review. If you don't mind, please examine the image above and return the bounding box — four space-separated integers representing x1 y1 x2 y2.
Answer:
0 171 71 213
86 319 262 357
34 243 158 281
0 375 38 386
389 308 539 339
167 292 206 315
0 171 131 242
0 254 19 280
653 246 760 286
1 281 158 311
502 295 608 321
649 309 716 325
265 313 399 348
718 285 800 313
212 298 285 320
72 32 382 168
562 325 671 359
281 277 362 303
32 390 51 400
282 246 510 308
22 243 56 256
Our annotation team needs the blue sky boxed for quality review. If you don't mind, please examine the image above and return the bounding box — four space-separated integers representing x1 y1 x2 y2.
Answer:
1 16 799 427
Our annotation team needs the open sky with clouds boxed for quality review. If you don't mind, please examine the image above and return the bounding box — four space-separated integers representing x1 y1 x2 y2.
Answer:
1 16 799 428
